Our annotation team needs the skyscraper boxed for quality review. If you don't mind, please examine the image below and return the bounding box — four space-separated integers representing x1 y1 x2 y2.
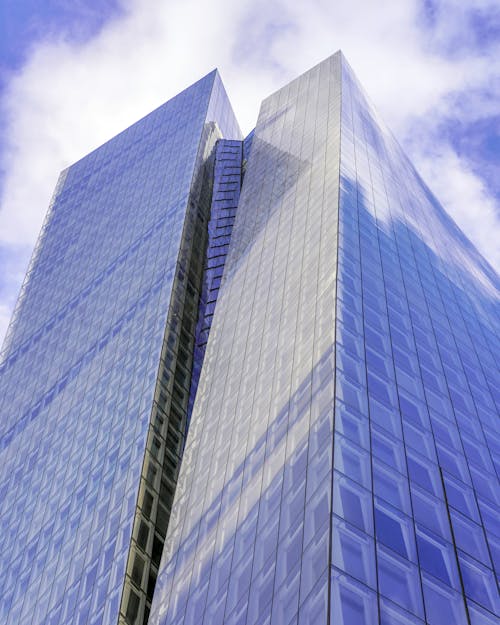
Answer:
1 51 499 625
0 71 241 625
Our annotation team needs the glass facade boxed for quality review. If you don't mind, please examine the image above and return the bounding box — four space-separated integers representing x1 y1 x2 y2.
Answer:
0 71 240 625
334 56 499 625
1 51 498 625
189 139 243 419
149 52 499 625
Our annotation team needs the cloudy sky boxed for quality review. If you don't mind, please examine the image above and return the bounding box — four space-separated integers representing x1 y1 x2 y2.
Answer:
0 0 499 346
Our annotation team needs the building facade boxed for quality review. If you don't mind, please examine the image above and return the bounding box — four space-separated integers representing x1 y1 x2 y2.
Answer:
149 53 499 625
1 52 499 625
0 71 241 625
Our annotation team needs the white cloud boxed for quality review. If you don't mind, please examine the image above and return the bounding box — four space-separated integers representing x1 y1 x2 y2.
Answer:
0 0 499 345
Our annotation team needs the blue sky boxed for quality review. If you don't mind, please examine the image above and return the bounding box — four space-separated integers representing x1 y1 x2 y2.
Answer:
0 0 122 76
0 0 499 345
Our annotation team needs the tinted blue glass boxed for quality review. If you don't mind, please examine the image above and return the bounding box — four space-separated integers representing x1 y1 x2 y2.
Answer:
421 574 468 625
338 50 499 625
375 508 408 558
150 52 343 625
337 479 368 531
0 71 241 625
416 533 451 586
331 570 378 625
378 546 425 618
2 50 498 625
459 552 499 614
332 517 376 588
149 51 499 625
189 138 243 418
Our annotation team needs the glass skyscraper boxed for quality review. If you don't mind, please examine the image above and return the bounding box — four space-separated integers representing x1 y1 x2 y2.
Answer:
0 71 241 625
1 51 498 625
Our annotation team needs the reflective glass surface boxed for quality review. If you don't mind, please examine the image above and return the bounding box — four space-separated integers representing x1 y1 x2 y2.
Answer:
0 71 240 625
151 53 342 625
1 51 498 625
189 139 243 418
150 52 499 624
338 54 499 624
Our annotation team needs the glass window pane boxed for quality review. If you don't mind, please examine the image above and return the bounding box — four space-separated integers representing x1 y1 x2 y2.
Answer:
331 570 378 625
332 517 376 588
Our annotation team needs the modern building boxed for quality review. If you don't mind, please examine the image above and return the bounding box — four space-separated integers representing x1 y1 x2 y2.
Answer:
0 70 241 625
1 51 499 625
